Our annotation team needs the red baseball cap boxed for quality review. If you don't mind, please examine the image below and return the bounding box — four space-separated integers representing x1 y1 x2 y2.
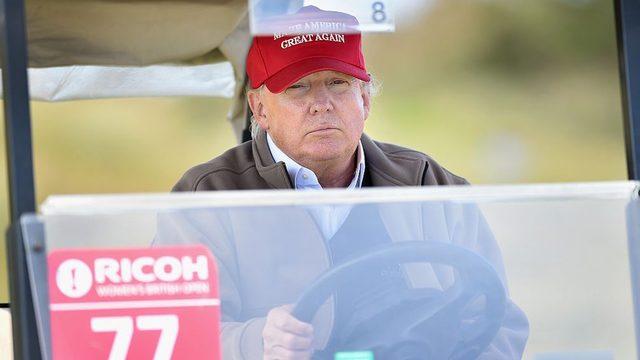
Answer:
246 6 370 93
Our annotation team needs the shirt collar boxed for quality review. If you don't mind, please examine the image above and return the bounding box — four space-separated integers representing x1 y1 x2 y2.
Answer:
266 133 366 189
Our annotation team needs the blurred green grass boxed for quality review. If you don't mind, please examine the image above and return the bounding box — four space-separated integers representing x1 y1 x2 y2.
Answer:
0 0 626 302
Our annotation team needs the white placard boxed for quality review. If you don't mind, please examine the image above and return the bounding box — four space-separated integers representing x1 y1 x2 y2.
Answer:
249 0 395 35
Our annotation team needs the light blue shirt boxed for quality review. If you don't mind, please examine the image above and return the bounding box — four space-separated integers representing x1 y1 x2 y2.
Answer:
267 133 366 238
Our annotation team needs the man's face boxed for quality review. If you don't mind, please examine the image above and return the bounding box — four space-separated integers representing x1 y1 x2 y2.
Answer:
249 70 371 166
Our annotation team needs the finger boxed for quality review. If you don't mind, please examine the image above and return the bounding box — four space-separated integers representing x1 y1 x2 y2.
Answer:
270 308 314 336
266 345 313 360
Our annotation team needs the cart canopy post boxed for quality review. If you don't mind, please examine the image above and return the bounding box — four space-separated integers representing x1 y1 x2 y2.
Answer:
616 0 640 355
0 0 40 358
617 0 640 181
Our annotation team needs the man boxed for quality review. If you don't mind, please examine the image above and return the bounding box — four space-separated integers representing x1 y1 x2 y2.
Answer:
162 6 528 359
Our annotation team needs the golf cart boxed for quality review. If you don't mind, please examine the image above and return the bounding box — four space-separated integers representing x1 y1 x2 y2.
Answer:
2 0 640 359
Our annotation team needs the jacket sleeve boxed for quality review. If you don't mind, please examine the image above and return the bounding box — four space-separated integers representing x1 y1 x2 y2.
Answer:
448 203 529 359
420 163 529 358
153 209 266 359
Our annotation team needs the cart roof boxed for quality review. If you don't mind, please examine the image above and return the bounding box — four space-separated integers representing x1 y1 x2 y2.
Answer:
27 0 248 68
0 0 254 101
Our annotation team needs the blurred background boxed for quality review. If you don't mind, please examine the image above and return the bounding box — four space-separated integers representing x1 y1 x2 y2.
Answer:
0 0 626 329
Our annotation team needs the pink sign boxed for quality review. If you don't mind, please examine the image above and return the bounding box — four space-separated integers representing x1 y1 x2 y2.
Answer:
48 245 221 360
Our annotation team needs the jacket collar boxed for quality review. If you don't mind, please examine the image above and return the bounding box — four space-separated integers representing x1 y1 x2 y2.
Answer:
360 133 426 187
252 130 294 189
252 130 425 189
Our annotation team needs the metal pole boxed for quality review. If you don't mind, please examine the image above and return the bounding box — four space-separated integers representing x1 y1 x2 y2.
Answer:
0 0 41 358
616 0 640 357
617 0 640 180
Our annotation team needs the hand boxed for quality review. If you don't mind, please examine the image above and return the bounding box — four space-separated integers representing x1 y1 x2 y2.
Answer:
263 304 314 360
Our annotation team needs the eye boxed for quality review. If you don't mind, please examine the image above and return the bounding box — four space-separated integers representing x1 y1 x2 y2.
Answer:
330 79 349 86
285 82 310 95
328 78 351 92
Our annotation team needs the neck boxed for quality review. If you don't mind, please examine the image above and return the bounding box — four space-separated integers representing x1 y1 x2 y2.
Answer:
304 153 357 188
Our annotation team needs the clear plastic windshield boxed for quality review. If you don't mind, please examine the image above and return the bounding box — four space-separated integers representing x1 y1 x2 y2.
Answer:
22 183 639 359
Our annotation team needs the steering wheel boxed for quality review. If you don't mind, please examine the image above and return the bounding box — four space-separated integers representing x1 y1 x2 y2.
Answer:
291 241 507 360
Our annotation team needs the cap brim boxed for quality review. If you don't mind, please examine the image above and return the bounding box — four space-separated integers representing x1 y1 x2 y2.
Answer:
264 57 370 93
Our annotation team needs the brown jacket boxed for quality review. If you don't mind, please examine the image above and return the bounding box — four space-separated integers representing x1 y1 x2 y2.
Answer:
172 130 467 191
162 130 528 359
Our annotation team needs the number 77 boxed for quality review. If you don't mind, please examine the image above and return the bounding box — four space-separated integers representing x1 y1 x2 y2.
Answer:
91 315 179 360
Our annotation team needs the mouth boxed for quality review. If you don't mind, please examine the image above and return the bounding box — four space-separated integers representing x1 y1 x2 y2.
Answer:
307 126 340 135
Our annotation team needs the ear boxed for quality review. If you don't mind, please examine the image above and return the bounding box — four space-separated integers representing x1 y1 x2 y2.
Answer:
361 82 372 121
247 88 269 130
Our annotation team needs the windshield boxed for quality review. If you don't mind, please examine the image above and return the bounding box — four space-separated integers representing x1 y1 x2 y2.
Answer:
22 183 638 359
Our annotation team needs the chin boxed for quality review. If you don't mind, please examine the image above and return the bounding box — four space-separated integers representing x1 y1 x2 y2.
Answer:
302 143 351 162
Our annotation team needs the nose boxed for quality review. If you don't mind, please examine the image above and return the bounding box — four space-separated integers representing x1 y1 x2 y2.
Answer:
309 87 334 115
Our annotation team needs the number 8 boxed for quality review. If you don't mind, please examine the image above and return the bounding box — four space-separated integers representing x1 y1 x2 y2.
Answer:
372 1 386 23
